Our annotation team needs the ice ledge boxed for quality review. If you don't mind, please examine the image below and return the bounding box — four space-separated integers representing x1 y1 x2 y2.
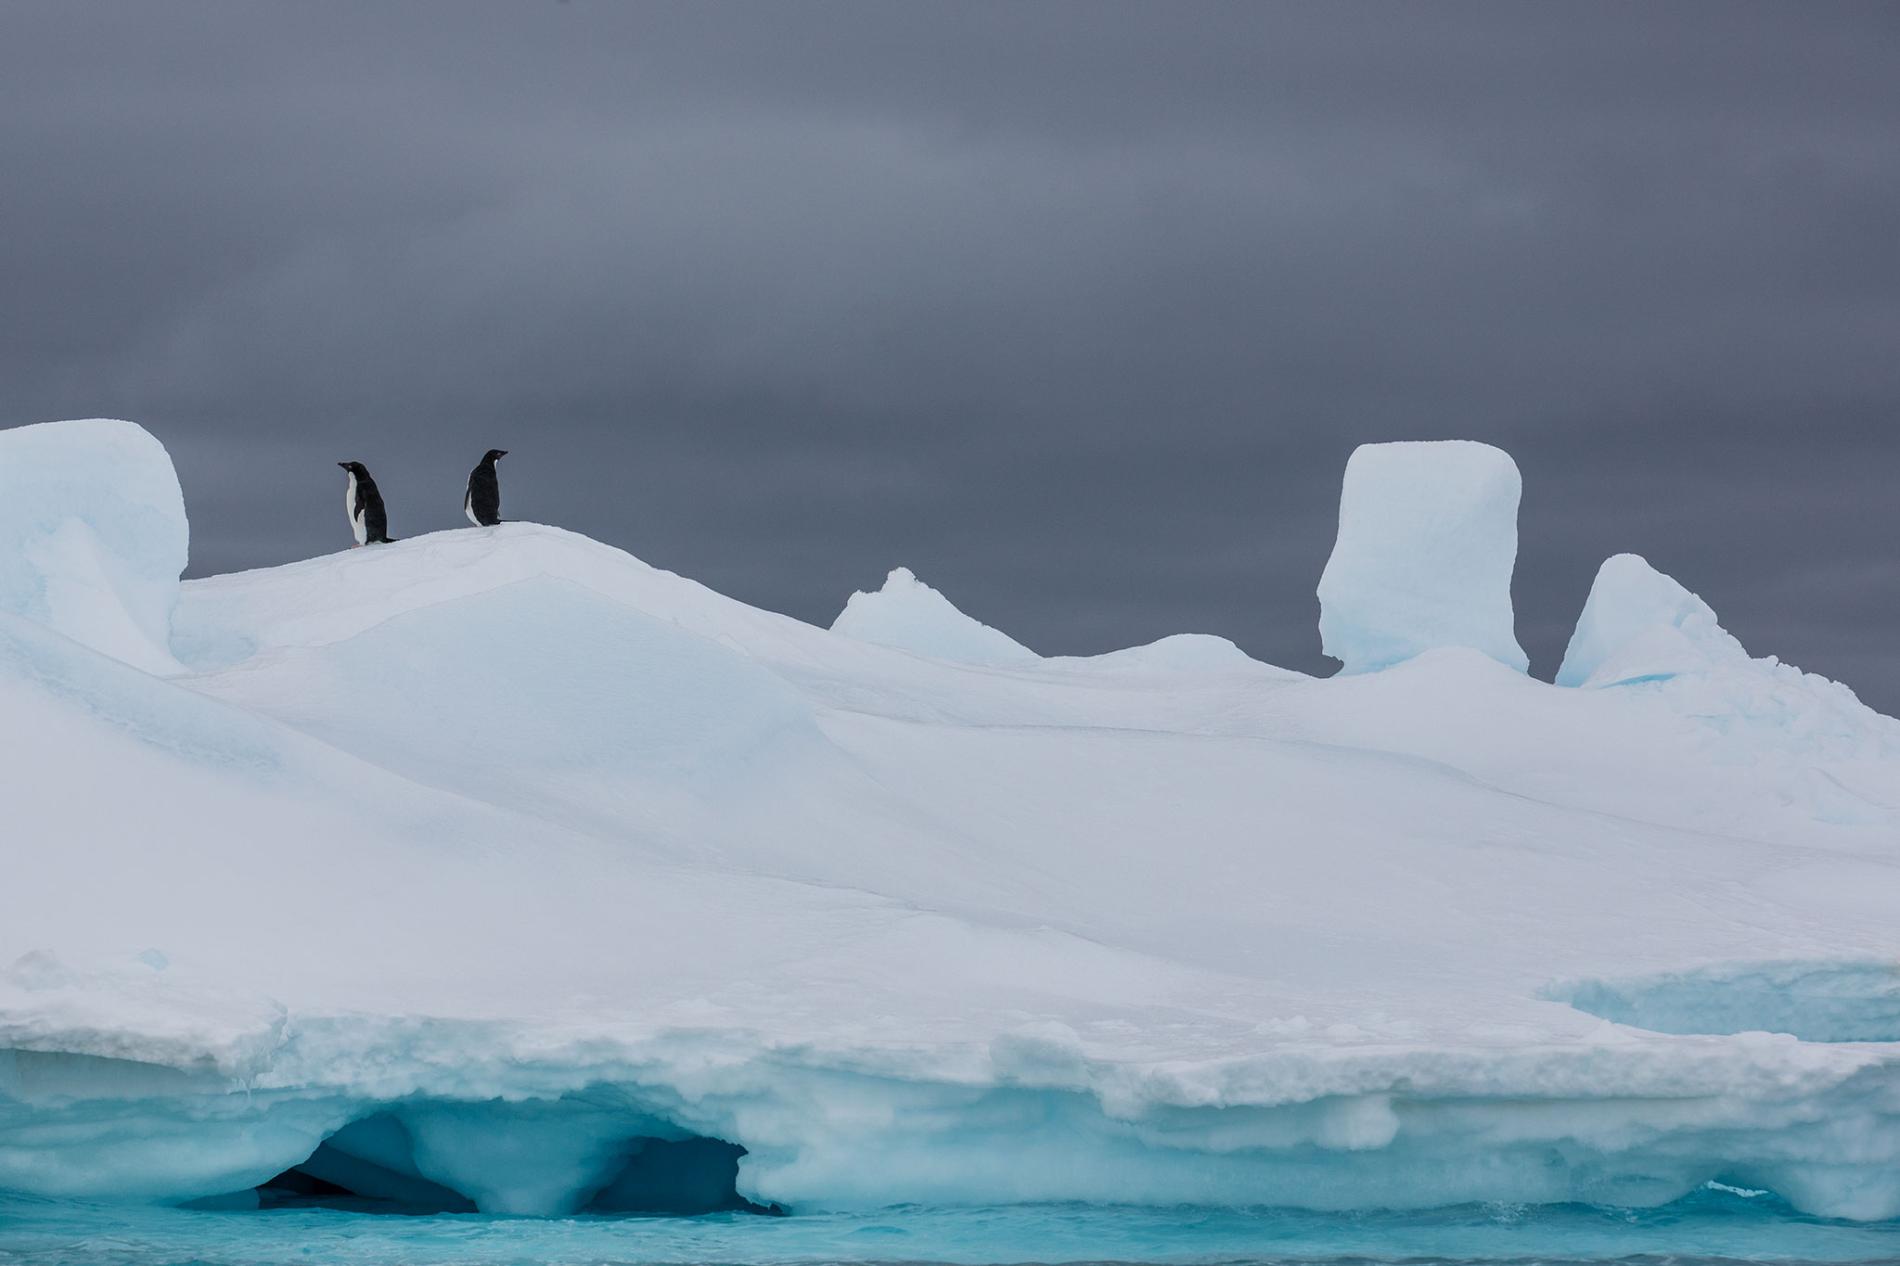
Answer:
3 1004 1899 1219
1549 959 1900 1044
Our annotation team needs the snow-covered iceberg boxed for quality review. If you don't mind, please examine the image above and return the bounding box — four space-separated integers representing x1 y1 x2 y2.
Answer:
4 421 1900 1223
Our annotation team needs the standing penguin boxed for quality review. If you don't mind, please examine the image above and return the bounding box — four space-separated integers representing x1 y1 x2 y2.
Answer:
464 449 508 526
337 461 392 546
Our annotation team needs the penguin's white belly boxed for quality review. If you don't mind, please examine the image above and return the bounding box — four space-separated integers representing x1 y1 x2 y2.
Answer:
464 487 479 526
346 474 368 545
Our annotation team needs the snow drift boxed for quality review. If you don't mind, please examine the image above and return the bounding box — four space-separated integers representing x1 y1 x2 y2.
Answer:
3 421 1900 1223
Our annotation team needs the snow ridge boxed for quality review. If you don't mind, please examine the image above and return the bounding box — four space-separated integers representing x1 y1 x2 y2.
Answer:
831 566 1039 665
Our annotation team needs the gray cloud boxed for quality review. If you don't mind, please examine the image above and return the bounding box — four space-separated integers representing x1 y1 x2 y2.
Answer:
3 1 1897 706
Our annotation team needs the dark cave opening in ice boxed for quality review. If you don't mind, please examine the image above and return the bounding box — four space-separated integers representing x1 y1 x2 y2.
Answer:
230 1112 780 1217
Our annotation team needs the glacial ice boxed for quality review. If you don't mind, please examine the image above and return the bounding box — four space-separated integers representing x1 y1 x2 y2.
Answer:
4 420 1900 1224
0 418 187 676
1557 552 1750 687
1317 440 1528 674
1553 960 1900 1044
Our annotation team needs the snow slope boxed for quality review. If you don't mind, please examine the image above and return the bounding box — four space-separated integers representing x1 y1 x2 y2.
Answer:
4 422 1900 1222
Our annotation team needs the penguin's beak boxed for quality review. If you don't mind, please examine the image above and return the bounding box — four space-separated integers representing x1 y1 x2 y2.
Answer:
337 462 349 469
498 450 509 458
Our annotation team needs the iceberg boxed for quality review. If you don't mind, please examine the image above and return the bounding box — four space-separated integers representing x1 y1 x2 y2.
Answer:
3 420 1900 1225
1317 440 1528 674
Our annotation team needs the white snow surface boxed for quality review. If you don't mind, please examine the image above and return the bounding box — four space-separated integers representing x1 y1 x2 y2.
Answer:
5 422 1900 1220
831 566 1039 665
1318 440 1528 674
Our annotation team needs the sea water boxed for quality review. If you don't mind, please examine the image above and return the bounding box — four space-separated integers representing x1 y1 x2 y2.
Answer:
3 1186 1898 1265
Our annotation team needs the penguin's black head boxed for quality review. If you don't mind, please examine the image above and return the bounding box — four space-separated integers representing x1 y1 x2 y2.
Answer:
338 461 369 475
483 449 508 463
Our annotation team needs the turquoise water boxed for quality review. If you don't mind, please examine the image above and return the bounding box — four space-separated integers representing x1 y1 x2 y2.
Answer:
3 1187 1899 1265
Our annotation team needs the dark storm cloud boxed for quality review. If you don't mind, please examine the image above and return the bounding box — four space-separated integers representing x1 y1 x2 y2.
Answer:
3 1 1897 704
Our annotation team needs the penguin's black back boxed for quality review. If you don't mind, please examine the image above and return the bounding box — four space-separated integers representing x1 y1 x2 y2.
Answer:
355 471 391 543
467 456 502 526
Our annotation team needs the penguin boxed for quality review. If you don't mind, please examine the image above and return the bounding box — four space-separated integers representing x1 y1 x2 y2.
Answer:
337 461 392 546
464 449 508 526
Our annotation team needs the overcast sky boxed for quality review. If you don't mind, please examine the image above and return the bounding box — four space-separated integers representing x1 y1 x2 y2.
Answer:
4 2 1897 705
